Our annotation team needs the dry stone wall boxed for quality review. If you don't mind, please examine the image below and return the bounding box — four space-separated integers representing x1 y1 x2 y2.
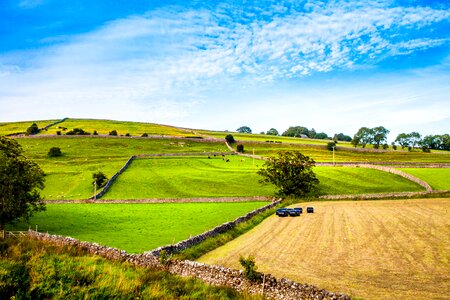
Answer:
27 230 350 300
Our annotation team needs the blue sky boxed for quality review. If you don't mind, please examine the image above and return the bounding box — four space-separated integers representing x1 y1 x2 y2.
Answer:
1 0 449 140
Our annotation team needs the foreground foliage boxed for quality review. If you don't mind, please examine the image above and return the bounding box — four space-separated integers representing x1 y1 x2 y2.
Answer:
0 238 258 299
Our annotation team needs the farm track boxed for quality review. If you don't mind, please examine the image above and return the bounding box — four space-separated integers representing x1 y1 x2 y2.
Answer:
199 198 450 300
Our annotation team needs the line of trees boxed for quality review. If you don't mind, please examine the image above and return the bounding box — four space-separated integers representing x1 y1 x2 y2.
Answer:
351 126 390 149
395 132 450 151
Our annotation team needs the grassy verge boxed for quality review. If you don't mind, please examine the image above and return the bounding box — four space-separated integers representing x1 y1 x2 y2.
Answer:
6 202 269 253
0 238 259 299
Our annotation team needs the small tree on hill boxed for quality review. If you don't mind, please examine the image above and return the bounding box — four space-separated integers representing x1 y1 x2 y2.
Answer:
239 255 262 282
48 147 62 157
237 144 244 153
258 151 319 197
26 123 40 135
0 136 45 231
326 141 336 151
142 133 148 137
266 128 279 136
92 172 108 188
109 130 118 136
225 134 235 144
236 126 252 134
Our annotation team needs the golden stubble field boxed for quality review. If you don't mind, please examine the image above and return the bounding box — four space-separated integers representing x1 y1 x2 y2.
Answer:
199 199 450 299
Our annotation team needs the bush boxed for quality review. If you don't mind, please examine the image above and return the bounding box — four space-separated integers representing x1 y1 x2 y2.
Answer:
109 130 118 136
142 133 148 137
48 147 62 157
125 133 131 137
93 130 98 135
326 141 336 151
236 144 244 153
92 172 108 188
225 134 235 144
56 131 61 136
26 123 40 135
422 147 431 153
66 128 90 135
383 143 389 150
239 255 261 282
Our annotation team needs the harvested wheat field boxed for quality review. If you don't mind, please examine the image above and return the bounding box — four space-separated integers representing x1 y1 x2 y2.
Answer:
199 199 450 299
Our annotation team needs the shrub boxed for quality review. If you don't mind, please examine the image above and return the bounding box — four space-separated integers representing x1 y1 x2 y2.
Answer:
26 123 40 135
109 130 118 136
383 143 389 150
422 147 431 153
326 141 336 151
125 133 131 137
239 255 261 282
142 133 148 137
48 147 62 157
159 250 172 266
236 144 244 153
66 128 90 135
92 172 108 188
225 134 235 144
56 131 61 135
93 130 98 135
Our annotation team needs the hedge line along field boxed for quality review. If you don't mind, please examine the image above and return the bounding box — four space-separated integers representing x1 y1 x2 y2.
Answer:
6 202 269 253
0 238 257 300
199 198 450 300
314 166 424 194
400 168 450 190
42 118 196 137
233 141 450 163
103 156 276 199
16 137 229 200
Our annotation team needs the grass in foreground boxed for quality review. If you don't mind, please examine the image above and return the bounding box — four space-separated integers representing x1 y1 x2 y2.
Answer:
315 166 424 194
400 168 450 190
6 202 269 253
0 238 258 299
103 156 276 199
198 198 450 300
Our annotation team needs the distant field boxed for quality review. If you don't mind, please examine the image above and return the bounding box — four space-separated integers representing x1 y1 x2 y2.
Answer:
6 202 269 253
400 168 450 190
234 142 450 163
43 118 195 137
103 156 276 199
315 166 424 194
17 137 229 200
0 119 60 135
199 199 450 300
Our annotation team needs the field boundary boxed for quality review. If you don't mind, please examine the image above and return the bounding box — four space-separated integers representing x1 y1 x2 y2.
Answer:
319 190 448 200
47 196 273 204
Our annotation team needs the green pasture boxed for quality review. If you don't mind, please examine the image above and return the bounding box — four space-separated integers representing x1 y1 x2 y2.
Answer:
315 166 424 195
103 156 275 199
17 137 229 200
233 142 450 163
43 118 195 137
400 168 450 190
7 202 269 253
0 119 60 135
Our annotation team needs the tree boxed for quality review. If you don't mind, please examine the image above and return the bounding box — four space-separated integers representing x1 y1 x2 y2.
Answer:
266 128 279 136
282 126 310 138
372 126 390 147
327 141 336 151
239 255 261 282
314 132 329 140
92 172 108 188
26 123 40 135
334 133 352 142
225 134 235 144
257 151 319 197
141 133 148 137
236 126 252 134
395 132 422 150
0 136 45 231
237 144 244 153
66 128 90 135
47 147 62 157
109 130 118 136
395 133 410 149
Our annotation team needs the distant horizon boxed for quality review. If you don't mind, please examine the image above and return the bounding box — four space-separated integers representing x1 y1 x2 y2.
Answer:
1 0 449 139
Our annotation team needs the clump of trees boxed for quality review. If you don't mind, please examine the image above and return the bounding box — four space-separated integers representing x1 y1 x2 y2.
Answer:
266 128 279 136
282 126 329 140
258 151 319 197
66 128 90 135
0 136 45 231
26 123 40 135
351 126 389 148
48 147 62 157
236 126 252 134
333 133 352 142
394 132 450 151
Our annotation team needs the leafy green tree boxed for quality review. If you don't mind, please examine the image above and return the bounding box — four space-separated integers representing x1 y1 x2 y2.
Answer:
26 123 40 135
395 133 410 149
239 255 261 282
236 144 244 153
66 128 89 135
352 127 374 148
334 133 352 142
236 126 252 134
0 136 45 231
47 147 62 157
257 151 319 197
141 133 148 137
225 134 235 144
282 126 310 138
372 126 390 147
92 172 108 188
314 132 329 140
266 128 279 136
109 130 118 136
327 141 336 151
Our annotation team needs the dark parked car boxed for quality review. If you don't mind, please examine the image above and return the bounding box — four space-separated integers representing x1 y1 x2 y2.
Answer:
288 208 302 217
307 207 314 213
276 208 290 217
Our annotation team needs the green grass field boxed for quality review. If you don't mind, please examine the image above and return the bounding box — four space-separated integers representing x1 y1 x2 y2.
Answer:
315 166 424 194
6 202 269 253
0 119 60 135
43 118 195 137
400 168 450 190
17 137 229 200
103 156 276 199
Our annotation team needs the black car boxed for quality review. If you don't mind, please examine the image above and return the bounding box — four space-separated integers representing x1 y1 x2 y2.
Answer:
276 208 290 217
307 207 314 213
